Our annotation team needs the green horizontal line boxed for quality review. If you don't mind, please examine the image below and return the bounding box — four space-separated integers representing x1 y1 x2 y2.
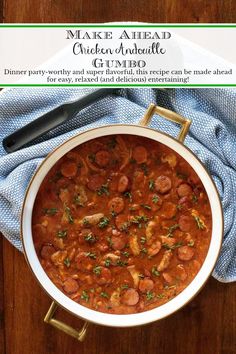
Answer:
0 25 235 28
0 84 235 87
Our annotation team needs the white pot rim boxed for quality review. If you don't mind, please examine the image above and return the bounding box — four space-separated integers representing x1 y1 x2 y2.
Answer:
21 124 223 328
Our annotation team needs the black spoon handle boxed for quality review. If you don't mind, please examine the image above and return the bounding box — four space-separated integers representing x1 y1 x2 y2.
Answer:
3 88 119 153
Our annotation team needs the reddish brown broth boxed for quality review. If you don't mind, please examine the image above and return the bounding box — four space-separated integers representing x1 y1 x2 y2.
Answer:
32 135 212 314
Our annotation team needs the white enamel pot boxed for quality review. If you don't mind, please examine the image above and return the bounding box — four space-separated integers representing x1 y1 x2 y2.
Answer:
21 104 223 341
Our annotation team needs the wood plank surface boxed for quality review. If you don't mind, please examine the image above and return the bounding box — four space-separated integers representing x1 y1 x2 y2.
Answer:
1 1 236 354
2 0 236 23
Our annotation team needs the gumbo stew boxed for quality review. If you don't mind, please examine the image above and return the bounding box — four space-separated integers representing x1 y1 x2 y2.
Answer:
33 134 212 314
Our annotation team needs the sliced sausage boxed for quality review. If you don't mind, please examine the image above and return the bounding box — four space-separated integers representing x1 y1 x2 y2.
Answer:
60 162 77 178
121 288 139 306
177 246 195 261
178 196 192 211
177 184 192 197
139 278 154 293
108 197 125 214
95 267 112 285
147 193 162 211
115 214 128 230
160 202 177 219
63 278 79 294
179 215 195 232
117 175 129 193
87 174 105 191
95 150 110 167
111 235 127 251
132 146 147 164
155 176 172 194
40 244 55 260
147 241 161 257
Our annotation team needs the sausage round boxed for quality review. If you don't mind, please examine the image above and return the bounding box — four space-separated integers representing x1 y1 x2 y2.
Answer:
139 278 154 293
95 267 112 285
132 146 148 164
121 288 139 306
117 175 129 193
87 174 105 191
95 150 110 167
179 215 195 232
60 162 77 178
160 202 177 219
108 197 125 214
155 176 172 194
40 244 55 260
177 184 192 197
111 235 127 251
177 246 195 261
63 278 79 294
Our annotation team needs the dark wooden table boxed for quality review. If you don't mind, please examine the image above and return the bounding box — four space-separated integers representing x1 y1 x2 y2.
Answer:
0 1 236 353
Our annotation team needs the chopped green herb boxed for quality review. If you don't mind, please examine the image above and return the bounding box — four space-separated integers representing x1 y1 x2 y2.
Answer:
166 224 179 237
100 291 109 298
130 158 136 164
188 240 195 247
192 194 198 204
141 204 151 210
120 222 130 232
141 247 147 254
177 204 182 210
124 191 132 202
105 258 111 267
194 216 206 230
107 237 113 247
63 258 70 268
43 208 58 216
64 205 74 224
131 215 149 224
121 284 129 290
151 266 160 277
85 252 97 259
152 194 159 204
99 217 110 229
90 288 95 293
149 179 155 190
97 184 109 196
83 218 90 226
156 293 165 299
107 137 117 149
146 291 155 301
122 251 130 258
141 163 148 176
81 290 89 302
111 210 117 217
84 232 96 243
138 273 145 279
163 241 183 250
49 171 62 183
176 172 187 180
116 260 128 267
73 194 84 207
140 236 146 244
57 230 67 238
88 154 96 162
93 265 102 275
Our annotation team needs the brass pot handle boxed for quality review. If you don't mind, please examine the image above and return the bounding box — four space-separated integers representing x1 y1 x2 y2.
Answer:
44 301 89 341
139 103 191 143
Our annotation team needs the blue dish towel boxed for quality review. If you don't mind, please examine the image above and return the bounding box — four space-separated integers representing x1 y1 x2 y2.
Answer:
0 88 235 283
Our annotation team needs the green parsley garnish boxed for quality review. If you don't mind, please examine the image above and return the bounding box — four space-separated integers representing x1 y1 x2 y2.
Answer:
100 291 109 298
140 236 146 244
149 179 155 190
130 158 136 164
156 293 165 299
73 194 84 206
121 284 129 290
146 291 155 301
141 163 148 176
105 258 111 267
194 216 206 230
107 237 113 247
93 265 102 275
81 290 89 302
64 258 70 268
85 252 97 259
163 241 183 250
107 137 117 149
176 172 187 180
188 240 195 247
192 194 198 204
88 154 96 162
98 217 110 229
124 191 132 202
166 224 179 237
152 194 159 204
151 266 160 277
141 204 151 210
141 247 147 254
64 205 74 224
120 222 130 232
57 230 67 238
84 232 96 243
122 251 130 258
138 274 145 279
43 208 58 216
97 184 109 196
116 260 128 267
